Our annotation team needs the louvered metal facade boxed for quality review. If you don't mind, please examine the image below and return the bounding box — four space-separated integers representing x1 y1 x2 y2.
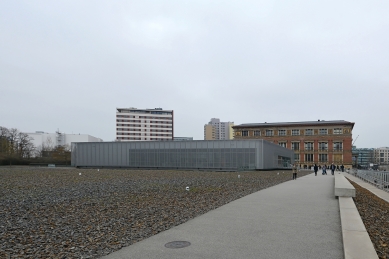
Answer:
71 140 293 170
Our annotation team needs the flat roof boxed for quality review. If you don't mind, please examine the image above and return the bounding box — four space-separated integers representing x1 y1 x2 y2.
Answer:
117 107 173 112
233 120 354 129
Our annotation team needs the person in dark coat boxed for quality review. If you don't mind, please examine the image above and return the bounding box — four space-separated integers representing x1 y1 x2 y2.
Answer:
292 163 298 180
314 164 318 176
341 164 345 172
330 163 336 175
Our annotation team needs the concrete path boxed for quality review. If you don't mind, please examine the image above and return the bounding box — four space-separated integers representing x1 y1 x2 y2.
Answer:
103 173 343 259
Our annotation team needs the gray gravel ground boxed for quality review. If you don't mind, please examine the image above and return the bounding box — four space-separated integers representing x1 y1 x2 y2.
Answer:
0 167 309 258
349 180 389 259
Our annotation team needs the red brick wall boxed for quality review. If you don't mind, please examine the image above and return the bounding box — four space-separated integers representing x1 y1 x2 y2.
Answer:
233 124 354 168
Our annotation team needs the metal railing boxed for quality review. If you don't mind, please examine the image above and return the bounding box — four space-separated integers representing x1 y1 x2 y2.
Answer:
345 169 389 193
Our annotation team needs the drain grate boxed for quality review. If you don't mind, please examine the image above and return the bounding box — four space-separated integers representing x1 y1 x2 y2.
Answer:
164 241 191 249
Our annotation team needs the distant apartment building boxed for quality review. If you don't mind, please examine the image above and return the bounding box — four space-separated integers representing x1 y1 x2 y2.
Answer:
204 118 234 140
233 120 355 169
27 131 103 150
374 147 389 165
116 107 173 141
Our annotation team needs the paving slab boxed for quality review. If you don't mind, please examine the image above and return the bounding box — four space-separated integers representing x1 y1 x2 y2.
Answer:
339 200 366 232
335 173 356 197
342 229 379 259
103 173 343 259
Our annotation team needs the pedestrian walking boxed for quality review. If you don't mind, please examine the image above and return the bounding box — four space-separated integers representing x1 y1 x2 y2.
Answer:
336 165 340 171
341 164 344 172
292 163 298 180
330 163 336 175
322 164 327 175
314 163 318 176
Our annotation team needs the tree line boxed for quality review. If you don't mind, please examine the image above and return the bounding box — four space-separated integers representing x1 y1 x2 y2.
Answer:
0 126 71 165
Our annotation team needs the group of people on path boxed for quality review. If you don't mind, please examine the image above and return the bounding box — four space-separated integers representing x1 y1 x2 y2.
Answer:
313 163 345 176
292 163 345 179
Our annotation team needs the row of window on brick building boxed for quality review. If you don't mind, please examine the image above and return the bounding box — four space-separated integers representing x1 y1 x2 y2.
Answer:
295 154 336 163
239 128 343 137
275 141 343 151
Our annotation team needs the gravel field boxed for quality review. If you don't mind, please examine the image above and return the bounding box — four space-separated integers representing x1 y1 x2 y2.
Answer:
0 167 309 259
349 180 389 259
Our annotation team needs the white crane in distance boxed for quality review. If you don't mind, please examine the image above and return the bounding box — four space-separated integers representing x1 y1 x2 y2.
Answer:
352 135 359 146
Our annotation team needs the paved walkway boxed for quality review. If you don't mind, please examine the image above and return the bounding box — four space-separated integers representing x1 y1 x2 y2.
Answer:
103 173 343 259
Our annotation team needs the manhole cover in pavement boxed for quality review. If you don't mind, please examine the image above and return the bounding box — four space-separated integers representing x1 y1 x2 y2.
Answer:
164 241 191 249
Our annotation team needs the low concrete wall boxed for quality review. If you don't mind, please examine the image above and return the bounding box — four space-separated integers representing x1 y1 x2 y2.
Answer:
339 197 378 259
335 173 356 197
337 174 379 258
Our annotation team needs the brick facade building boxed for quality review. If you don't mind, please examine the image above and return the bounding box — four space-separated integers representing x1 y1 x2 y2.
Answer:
233 120 355 169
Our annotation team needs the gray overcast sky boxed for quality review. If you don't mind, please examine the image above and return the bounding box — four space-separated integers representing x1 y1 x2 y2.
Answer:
1 0 388 148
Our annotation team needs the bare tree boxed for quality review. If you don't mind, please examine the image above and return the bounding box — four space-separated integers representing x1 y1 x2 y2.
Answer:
45 137 54 151
17 132 35 158
0 126 35 159
52 144 71 164
34 145 44 158
7 128 19 155
0 126 10 155
41 137 54 158
34 137 53 158
0 126 9 138
62 143 71 152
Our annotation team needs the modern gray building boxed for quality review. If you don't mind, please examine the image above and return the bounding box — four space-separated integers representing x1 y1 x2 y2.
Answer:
71 140 293 170
352 147 374 169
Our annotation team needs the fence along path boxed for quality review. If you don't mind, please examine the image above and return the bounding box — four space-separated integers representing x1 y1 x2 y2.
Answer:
347 169 389 193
